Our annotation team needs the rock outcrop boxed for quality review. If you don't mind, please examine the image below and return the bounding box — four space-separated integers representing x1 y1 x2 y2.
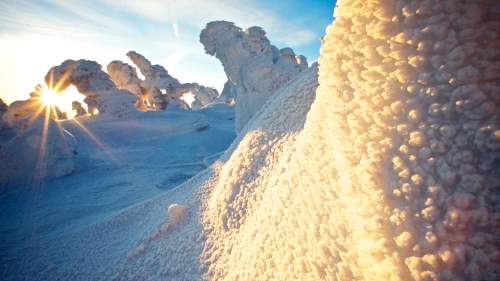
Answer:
200 21 308 132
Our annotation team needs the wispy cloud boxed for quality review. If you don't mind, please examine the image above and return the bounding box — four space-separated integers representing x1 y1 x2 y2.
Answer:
98 0 317 47
0 0 325 104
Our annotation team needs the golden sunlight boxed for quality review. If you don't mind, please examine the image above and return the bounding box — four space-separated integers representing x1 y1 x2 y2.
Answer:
39 85 87 119
180 91 196 108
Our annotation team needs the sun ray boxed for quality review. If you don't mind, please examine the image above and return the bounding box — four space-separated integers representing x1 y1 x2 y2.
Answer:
72 118 120 165
33 104 51 181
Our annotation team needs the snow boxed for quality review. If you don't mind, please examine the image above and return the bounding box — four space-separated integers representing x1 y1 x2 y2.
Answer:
0 105 235 280
2 1 499 281
200 21 308 133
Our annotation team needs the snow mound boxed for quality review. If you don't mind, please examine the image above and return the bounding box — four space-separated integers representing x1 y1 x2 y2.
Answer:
201 1 500 280
200 21 308 132
0 118 76 183
167 203 188 225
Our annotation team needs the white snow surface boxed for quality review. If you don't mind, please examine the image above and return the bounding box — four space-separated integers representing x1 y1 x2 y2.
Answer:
2 1 500 281
0 105 235 280
200 1 500 280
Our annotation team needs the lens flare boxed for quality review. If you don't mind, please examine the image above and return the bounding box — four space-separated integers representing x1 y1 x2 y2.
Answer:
38 85 87 119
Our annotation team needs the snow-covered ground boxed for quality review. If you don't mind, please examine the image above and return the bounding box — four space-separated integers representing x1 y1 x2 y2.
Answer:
0 105 235 280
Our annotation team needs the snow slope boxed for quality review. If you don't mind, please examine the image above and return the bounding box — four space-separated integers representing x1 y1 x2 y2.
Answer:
0 105 235 280
201 1 500 280
2 1 499 280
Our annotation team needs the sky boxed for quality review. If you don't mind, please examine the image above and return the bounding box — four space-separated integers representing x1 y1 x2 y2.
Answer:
0 0 334 105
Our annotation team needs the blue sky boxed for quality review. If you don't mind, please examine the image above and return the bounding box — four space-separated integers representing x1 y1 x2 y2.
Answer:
0 0 334 104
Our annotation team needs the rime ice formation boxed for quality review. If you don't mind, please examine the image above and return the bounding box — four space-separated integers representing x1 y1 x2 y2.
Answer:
199 1 499 281
127 51 181 90
108 52 221 111
107 60 168 111
72 101 87 117
0 98 8 129
45 60 115 94
45 60 137 116
200 21 309 132
220 80 236 104
175 83 219 110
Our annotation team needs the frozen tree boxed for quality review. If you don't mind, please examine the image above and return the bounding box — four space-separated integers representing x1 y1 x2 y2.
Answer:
200 21 308 132
45 60 137 117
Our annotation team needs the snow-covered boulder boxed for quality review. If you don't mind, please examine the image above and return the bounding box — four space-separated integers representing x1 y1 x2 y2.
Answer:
200 21 308 132
201 1 500 280
0 117 77 183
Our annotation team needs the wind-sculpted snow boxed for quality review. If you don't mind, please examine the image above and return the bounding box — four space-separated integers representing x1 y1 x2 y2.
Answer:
201 1 500 280
200 21 308 132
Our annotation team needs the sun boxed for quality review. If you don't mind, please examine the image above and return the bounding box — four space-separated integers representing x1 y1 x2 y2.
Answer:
37 85 89 119
40 88 61 106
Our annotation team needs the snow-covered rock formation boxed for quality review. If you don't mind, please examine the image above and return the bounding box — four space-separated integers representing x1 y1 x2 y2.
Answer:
107 60 167 111
0 98 8 130
200 21 308 132
175 83 219 110
45 60 137 117
200 1 500 280
127 51 181 91
108 51 221 111
72 101 87 117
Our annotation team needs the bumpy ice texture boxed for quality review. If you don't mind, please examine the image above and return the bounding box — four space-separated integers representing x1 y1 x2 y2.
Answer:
201 1 500 280
200 21 309 132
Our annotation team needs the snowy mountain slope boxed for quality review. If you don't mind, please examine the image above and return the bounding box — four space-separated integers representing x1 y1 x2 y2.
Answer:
0 62 318 281
0 105 235 280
